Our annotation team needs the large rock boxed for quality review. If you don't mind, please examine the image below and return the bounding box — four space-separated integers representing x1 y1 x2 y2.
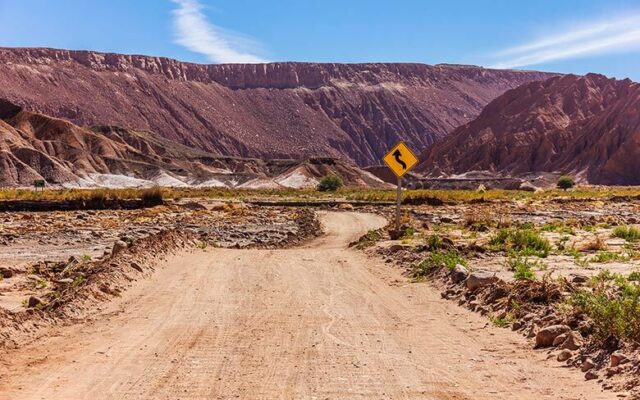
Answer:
535 325 571 348
112 240 128 256
559 331 583 351
465 271 498 291
450 264 469 284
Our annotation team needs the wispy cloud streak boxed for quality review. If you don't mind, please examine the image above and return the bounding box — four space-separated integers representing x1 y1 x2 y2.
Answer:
491 14 640 68
171 0 268 64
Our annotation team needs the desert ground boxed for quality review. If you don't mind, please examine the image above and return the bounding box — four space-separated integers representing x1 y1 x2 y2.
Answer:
1 188 639 399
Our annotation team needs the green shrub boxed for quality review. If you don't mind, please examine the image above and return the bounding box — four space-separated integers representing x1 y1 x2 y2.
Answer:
557 175 575 190
489 228 551 257
426 234 442 250
591 251 630 263
317 175 344 192
354 229 383 249
506 254 539 281
412 250 467 278
571 282 640 342
612 226 640 242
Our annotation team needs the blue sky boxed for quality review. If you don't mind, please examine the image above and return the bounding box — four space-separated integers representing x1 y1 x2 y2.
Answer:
1 0 639 80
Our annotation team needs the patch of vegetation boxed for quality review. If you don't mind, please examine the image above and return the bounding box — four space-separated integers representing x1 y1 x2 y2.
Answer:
491 313 515 327
571 272 640 342
141 187 164 206
557 175 575 190
354 229 383 250
72 275 86 287
506 253 539 281
412 250 467 279
317 175 344 192
81 254 92 262
489 228 551 257
612 226 640 243
541 223 575 235
590 251 630 264
578 234 608 251
426 234 442 250
556 235 571 252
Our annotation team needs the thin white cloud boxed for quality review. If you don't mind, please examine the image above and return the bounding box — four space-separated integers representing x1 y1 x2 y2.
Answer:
490 13 640 69
171 0 268 64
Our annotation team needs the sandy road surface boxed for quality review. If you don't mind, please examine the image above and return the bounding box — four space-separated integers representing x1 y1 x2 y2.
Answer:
0 212 613 399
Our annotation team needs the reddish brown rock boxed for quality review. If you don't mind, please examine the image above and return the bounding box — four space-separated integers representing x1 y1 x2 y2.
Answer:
419 74 640 184
0 48 553 167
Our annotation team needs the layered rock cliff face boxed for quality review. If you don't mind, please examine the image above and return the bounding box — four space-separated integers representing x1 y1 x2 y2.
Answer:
0 99 387 188
0 48 553 166
419 74 640 185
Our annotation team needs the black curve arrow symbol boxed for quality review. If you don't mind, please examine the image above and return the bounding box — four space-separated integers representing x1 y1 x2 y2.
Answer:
393 149 407 170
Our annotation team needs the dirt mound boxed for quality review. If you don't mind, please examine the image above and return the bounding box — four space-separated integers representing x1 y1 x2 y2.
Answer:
0 48 554 166
419 74 640 184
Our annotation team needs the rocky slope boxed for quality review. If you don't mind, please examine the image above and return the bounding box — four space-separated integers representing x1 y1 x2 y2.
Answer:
0 99 387 188
419 74 640 185
0 48 553 166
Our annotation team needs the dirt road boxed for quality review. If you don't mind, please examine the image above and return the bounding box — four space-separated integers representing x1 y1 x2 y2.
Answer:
0 212 613 399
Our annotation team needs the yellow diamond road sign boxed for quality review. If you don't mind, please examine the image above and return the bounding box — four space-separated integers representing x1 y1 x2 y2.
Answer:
383 142 418 178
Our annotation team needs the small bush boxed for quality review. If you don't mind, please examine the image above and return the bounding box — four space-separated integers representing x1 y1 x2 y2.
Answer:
578 235 608 251
506 254 539 281
489 228 551 257
141 187 164 206
571 278 640 342
591 251 629 263
412 250 467 278
557 175 575 190
354 229 383 250
426 234 442 250
612 226 640 242
317 175 343 192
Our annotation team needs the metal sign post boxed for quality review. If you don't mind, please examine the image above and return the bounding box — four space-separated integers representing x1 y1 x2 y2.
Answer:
383 142 418 233
395 177 402 231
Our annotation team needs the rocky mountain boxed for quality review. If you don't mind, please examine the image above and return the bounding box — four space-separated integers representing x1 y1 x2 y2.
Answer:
419 74 640 185
0 48 553 166
0 99 388 188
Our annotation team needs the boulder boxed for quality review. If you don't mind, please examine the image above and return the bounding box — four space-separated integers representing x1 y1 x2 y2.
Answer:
584 371 599 381
552 333 568 347
27 296 42 308
581 358 595 372
466 271 498 291
535 325 571 348
557 349 572 362
559 331 583 351
610 352 628 367
112 240 128 256
0 267 13 278
450 264 469 284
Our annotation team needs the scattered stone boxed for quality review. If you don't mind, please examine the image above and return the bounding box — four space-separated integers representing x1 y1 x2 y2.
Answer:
130 262 143 272
552 333 568 347
559 331 583 351
535 325 571 348
585 370 599 380
27 296 42 308
0 267 13 278
557 349 572 362
569 273 589 284
581 358 595 372
450 264 469 284
465 271 498 291
112 240 128 256
610 352 629 367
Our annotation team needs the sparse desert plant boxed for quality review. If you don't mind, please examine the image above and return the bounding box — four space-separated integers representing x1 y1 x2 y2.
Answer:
141 187 164 206
489 228 551 257
491 313 515 327
578 234 608 251
426 234 442 250
612 226 640 242
412 250 467 278
506 253 539 281
317 175 343 192
590 251 630 263
557 175 575 190
571 274 640 342
353 229 383 250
